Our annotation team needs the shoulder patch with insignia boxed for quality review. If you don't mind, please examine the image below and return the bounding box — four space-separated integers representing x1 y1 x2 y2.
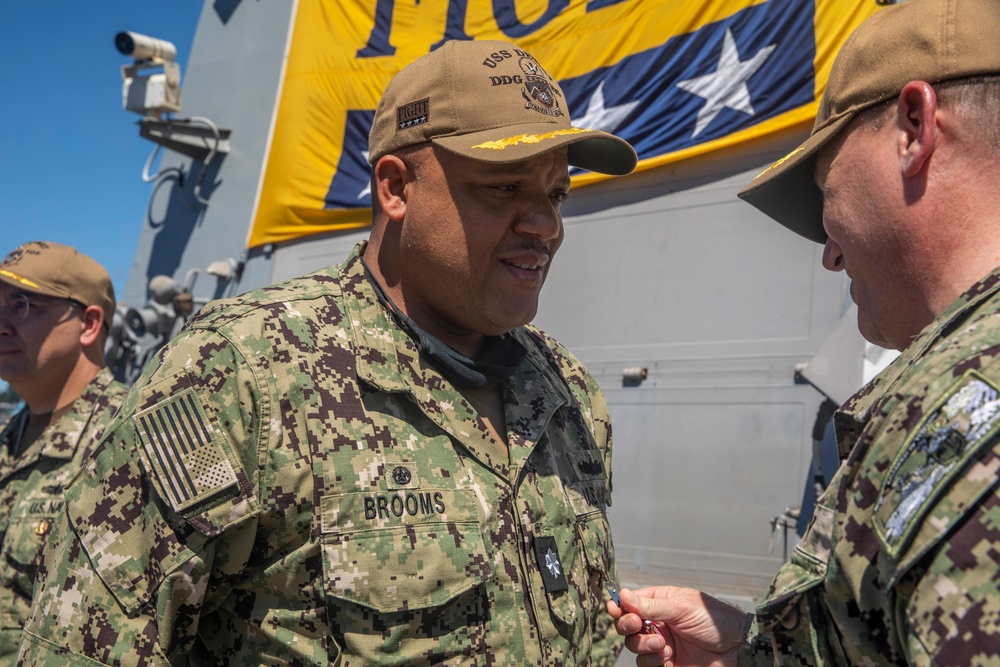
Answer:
874 370 1000 556
134 389 239 514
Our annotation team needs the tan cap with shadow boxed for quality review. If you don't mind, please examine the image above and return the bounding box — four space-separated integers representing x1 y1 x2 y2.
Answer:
368 39 637 175
0 241 116 329
738 0 1000 243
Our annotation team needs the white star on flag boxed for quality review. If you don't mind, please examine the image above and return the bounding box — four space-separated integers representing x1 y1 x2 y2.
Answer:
676 28 776 137
572 80 640 134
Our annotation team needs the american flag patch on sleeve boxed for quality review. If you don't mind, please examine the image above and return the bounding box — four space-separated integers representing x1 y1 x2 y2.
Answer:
134 390 239 513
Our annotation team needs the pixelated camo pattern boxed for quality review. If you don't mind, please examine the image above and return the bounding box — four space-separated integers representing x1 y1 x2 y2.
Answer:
0 368 127 665
750 267 1000 666
18 244 620 666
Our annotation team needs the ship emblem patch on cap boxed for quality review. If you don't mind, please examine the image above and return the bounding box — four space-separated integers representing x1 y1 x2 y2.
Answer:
520 58 562 118
1 247 26 267
397 97 430 131
0 241 48 268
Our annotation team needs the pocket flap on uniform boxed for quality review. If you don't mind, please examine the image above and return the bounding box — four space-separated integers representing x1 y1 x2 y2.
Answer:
320 490 490 613
756 505 831 632
755 564 824 633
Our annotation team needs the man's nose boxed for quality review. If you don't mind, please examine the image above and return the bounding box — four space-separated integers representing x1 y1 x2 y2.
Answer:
822 238 845 272
515 195 562 241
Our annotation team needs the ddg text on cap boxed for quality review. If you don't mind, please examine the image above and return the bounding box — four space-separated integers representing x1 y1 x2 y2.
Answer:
368 40 637 176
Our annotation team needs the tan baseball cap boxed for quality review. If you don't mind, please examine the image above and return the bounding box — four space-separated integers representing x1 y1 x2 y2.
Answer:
738 0 1000 244
0 241 116 329
368 39 637 175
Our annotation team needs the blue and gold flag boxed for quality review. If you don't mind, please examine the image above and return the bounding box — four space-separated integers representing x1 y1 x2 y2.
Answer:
249 0 881 247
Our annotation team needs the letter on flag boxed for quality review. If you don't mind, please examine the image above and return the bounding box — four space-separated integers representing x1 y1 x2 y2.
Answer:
249 0 881 247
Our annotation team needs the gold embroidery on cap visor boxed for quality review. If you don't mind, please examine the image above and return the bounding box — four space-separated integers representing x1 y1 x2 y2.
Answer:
752 145 806 180
471 127 590 151
0 269 40 290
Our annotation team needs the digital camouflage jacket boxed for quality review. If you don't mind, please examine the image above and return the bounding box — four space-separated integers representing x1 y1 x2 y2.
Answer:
18 245 620 666
749 266 1000 666
0 367 127 665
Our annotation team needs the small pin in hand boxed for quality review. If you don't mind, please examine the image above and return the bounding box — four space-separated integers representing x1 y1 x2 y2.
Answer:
606 578 666 640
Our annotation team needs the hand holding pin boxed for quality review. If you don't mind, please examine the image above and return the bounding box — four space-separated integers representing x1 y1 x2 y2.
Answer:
605 580 666 640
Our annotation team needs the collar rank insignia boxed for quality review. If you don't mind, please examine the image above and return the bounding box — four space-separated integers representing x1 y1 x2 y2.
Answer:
533 535 568 593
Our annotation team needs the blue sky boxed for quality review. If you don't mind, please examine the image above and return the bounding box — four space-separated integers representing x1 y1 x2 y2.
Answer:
0 2 203 297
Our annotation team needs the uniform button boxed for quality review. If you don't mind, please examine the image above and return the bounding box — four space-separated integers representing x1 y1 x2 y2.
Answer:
779 605 799 630
34 519 51 536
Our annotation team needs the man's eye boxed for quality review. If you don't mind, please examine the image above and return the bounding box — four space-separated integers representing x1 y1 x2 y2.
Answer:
551 191 569 203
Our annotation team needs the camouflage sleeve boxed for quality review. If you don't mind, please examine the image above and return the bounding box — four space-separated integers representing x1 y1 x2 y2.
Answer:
738 615 775 667
871 366 1000 663
896 483 1000 662
18 327 262 665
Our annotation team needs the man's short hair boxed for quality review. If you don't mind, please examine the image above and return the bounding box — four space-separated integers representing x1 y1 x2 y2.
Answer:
857 75 1000 148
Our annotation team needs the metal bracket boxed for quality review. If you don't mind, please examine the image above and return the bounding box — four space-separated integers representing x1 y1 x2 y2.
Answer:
138 117 231 162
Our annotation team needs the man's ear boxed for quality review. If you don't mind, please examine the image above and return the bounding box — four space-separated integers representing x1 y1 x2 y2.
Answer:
374 155 412 223
896 81 938 178
79 306 104 347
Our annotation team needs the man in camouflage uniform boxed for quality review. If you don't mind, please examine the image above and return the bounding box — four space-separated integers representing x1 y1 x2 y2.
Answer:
610 0 1000 665
17 40 637 666
0 241 127 664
